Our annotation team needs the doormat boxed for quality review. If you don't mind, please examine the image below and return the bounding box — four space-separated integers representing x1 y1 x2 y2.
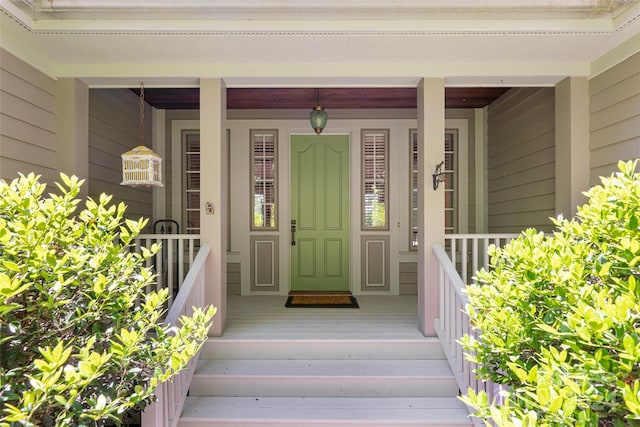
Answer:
285 292 359 308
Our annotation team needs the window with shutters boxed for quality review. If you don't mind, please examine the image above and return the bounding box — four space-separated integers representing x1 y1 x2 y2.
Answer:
362 129 389 230
409 129 418 248
409 129 457 249
443 130 457 235
183 130 201 234
251 130 278 230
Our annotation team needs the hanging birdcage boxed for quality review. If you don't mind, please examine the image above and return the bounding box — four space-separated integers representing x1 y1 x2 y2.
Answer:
121 145 163 187
121 82 163 187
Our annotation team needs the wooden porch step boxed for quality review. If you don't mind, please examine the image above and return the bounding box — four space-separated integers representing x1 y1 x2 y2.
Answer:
180 336 472 426
178 396 473 426
189 359 459 397
200 338 446 360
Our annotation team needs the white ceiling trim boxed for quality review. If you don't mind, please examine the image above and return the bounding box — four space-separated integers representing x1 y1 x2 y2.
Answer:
2 0 638 88
4 0 639 34
64 61 591 88
26 0 638 16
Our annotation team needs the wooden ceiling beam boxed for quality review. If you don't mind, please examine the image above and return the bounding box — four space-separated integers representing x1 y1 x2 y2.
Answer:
133 87 510 110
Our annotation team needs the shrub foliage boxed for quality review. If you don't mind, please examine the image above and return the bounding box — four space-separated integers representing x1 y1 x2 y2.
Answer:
0 173 215 426
461 159 640 426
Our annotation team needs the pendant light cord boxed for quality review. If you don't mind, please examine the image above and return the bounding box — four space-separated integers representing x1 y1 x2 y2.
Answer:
139 82 145 146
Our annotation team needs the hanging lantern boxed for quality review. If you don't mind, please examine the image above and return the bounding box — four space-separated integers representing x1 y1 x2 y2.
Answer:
309 89 328 135
121 145 163 187
121 82 163 187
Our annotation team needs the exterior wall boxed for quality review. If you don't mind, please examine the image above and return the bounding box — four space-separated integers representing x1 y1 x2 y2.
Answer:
446 109 476 234
165 109 480 296
487 87 556 233
399 262 418 295
227 114 416 296
589 51 640 184
0 49 57 184
227 262 241 296
88 89 154 229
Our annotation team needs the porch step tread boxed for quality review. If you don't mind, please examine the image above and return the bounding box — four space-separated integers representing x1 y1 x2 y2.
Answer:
195 358 453 377
189 358 460 398
178 396 473 426
200 338 446 360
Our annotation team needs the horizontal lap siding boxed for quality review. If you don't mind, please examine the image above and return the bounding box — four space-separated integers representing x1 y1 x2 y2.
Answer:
0 49 57 183
487 87 555 233
89 89 153 228
589 52 640 184
399 262 417 295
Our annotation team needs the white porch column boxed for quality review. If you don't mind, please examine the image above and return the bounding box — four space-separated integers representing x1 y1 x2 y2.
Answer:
555 77 590 218
417 78 445 337
56 78 89 199
200 79 228 336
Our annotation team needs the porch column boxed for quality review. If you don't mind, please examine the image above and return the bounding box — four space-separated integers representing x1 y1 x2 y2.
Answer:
555 77 590 218
417 78 445 337
56 78 89 199
200 79 228 336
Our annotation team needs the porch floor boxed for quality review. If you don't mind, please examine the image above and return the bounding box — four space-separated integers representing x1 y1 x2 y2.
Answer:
222 295 424 340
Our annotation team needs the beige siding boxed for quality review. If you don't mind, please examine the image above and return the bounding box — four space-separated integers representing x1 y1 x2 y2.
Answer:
399 262 417 295
0 49 57 183
89 89 153 228
487 87 556 233
589 52 640 184
227 262 241 296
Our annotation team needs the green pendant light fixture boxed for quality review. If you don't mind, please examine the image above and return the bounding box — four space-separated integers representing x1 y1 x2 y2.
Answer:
309 88 328 135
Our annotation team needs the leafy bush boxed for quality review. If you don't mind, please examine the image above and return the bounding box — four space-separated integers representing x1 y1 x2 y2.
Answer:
461 159 640 426
0 173 215 426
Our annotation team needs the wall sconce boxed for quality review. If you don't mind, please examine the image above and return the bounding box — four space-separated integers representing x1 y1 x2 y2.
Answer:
432 161 446 190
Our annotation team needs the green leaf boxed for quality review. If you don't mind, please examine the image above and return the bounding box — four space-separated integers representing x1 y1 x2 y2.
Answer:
563 395 577 416
537 381 551 406
3 261 20 272
623 334 636 355
549 395 563 413
507 362 529 383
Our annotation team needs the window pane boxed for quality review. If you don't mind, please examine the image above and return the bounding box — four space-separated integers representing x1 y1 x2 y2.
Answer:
186 171 200 190
186 210 200 233
362 129 389 229
409 129 457 247
183 131 200 234
409 130 418 248
251 130 278 230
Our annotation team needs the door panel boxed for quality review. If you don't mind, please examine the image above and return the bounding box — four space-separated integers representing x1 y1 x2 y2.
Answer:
291 135 349 291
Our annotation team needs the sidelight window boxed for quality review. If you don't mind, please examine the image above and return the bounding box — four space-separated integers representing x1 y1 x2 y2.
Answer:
251 130 278 230
362 129 389 230
409 129 457 249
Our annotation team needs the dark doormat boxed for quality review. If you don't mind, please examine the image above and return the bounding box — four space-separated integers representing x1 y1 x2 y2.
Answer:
285 291 359 308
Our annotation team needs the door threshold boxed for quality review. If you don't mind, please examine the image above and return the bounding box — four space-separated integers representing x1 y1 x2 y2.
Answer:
288 290 353 296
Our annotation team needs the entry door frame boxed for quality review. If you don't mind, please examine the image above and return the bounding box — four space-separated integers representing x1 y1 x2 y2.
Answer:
285 130 353 294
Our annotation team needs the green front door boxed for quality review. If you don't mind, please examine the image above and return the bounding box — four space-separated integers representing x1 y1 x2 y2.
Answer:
290 135 350 291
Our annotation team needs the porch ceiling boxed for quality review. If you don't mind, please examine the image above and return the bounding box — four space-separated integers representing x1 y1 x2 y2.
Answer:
135 87 511 109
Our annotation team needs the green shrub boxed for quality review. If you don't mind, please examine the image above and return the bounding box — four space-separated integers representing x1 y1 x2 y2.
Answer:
461 159 640 426
0 173 215 426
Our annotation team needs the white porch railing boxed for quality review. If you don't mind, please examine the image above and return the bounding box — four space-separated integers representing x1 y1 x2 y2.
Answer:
444 234 518 284
133 234 201 308
141 242 211 427
436 234 519 421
